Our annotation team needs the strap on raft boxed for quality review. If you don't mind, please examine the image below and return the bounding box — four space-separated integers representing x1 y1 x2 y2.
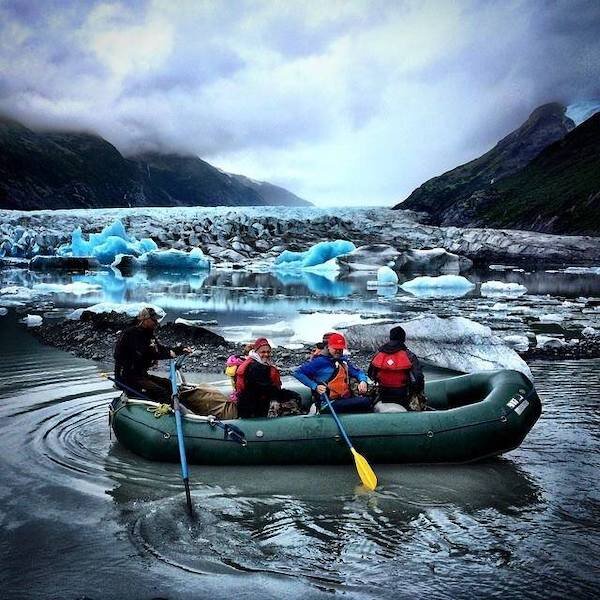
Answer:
123 397 247 446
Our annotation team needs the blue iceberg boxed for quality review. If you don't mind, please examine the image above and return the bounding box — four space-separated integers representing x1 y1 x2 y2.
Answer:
138 248 211 271
57 220 158 265
274 240 356 270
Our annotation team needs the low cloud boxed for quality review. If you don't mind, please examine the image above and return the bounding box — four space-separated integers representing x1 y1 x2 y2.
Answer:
1 0 599 205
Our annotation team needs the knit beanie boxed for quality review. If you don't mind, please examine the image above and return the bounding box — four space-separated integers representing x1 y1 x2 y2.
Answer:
389 326 406 343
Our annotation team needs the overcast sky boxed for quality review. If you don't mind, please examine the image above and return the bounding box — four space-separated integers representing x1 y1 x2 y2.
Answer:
1 0 599 206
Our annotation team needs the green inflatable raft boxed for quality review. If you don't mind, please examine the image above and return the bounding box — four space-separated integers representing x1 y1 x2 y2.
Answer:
110 369 541 465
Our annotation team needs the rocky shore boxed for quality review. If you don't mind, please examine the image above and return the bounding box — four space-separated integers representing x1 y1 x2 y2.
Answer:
27 311 600 378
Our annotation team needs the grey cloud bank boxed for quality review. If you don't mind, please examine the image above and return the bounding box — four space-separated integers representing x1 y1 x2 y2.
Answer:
1 0 599 206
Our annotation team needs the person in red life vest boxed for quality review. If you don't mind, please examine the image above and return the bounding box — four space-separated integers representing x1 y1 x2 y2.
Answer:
294 332 372 414
368 326 424 409
235 337 302 418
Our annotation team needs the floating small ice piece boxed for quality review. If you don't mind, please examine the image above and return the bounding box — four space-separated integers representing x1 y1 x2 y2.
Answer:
582 326 598 337
175 317 218 327
33 282 102 295
480 281 527 297
21 314 42 327
490 302 509 311
563 266 600 275
67 302 165 320
0 307 7 316
489 265 519 271
536 335 565 349
538 313 564 323
503 335 530 352
400 275 475 298
376 266 398 285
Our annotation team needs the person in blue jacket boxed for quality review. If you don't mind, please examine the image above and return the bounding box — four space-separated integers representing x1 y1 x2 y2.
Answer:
294 332 372 413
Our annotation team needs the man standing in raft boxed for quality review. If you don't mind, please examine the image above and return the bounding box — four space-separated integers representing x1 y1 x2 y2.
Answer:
113 307 191 402
368 326 425 411
294 332 372 413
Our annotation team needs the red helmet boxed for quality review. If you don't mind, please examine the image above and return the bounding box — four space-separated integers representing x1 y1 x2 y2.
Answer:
327 332 347 349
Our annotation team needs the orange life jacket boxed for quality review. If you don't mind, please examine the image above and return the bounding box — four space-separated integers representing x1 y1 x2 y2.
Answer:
370 350 412 388
235 357 281 395
327 361 351 399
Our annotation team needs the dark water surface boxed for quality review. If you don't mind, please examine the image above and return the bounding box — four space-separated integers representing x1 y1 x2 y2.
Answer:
0 315 599 599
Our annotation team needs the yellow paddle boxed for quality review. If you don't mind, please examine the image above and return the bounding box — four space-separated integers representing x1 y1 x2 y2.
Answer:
321 393 377 491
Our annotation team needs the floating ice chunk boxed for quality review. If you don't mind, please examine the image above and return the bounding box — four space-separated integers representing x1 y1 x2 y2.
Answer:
503 335 530 352
489 265 519 271
33 282 102 296
274 240 356 269
138 248 211 271
0 307 7 316
480 281 528 297
582 326 598 337
400 275 475 298
376 266 398 285
490 302 510 311
344 315 533 380
67 302 165 321
563 266 600 275
176 317 218 327
21 314 42 327
539 313 564 323
536 335 565 349
0 286 37 300
57 220 158 265
395 248 472 273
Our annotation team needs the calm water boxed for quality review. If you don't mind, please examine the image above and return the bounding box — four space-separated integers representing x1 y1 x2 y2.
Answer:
0 314 599 599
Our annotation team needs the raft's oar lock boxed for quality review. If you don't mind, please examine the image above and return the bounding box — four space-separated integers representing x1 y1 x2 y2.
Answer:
427 430 434 438
163 432 171 439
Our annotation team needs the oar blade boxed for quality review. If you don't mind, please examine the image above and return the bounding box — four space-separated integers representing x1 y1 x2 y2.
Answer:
351 447 378 491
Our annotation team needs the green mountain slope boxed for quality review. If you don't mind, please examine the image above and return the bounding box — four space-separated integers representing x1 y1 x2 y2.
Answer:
394 103 574 221
474 112 600 235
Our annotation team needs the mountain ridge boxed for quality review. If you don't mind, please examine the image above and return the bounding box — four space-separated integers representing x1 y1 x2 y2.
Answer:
0 118 310 210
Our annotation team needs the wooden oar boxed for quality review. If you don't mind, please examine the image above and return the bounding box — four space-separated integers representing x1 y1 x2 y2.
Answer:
321 393 377 491
169 359 194 516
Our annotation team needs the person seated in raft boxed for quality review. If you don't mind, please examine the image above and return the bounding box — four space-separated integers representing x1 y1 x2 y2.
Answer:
113 306 192 403
236 338 303 419
368 326 426 411
224 342 253 403
294 332 373 414
309 332 336 359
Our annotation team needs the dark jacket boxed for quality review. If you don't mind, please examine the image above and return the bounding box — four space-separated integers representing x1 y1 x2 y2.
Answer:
114 325 173 386
368 340 424 402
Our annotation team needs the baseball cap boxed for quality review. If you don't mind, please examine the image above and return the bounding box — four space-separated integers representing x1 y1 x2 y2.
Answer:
327 332 347 349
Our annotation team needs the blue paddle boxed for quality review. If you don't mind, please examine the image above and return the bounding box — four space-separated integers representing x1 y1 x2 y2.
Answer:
169 358 193 516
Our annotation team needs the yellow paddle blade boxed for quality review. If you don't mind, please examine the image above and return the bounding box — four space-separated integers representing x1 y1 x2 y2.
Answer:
351 447 378 491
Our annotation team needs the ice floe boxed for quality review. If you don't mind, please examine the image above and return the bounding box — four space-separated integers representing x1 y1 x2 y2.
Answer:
400 275 475 298
480 281 528 297
20 314 43 327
